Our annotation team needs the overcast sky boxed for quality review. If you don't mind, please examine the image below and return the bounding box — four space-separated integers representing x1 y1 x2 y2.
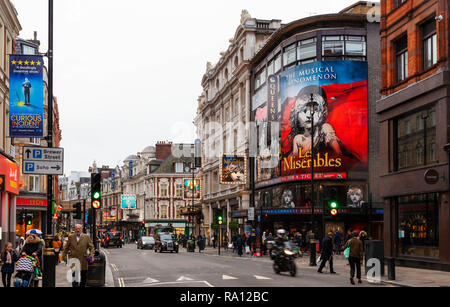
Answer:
12 0 360 175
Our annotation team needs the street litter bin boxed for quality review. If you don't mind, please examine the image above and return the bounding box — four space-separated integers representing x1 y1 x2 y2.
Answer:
87 250 106 287
365 240 384 276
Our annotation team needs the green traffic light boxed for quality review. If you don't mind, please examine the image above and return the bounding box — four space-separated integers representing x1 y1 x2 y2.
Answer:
93 191 101 199
330 201 338 208
218 216 223 221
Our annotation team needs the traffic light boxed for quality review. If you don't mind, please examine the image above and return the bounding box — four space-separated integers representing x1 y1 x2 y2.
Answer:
329 200 339 216
217 215 223 225
141 220 145 226
91 173 102 209
73 202 82 219
87 208 93 225
25 214 33 225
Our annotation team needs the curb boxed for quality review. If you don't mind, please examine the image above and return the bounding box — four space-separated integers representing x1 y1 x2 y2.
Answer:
100 248 115 287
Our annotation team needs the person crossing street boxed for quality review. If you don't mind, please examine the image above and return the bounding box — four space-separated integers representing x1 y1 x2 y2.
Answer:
317 232 336 274
343 231 364 285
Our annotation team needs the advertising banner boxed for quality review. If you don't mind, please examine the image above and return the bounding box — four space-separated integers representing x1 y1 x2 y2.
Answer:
279 60 368 178
121 194 136 209
9 55 44 138
183 178 201 199
220 155 247 185
0 154 19 195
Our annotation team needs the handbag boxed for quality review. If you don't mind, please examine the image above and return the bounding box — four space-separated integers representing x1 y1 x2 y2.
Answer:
228 243 233 249
344 239 352 259
245 246 250 254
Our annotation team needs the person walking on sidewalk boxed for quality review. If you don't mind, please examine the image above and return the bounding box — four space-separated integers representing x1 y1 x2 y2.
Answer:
1 242 18 287
197 235 203 253
20 234 43 287
343 231 364 285
62 224 95 287
236 235 244 257
318 232 336 274
212 234 217 249
53 235 62 264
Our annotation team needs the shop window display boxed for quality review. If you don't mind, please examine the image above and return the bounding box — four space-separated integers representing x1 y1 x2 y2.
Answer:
397 193 439 259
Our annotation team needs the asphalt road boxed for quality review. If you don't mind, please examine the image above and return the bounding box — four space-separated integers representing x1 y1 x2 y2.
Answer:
103 244 392 287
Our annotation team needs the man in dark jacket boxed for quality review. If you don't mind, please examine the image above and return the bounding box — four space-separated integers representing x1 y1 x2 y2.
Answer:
343 231 364 284
318 232 336 274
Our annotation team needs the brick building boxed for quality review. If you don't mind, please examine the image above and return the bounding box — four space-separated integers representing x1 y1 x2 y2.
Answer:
377 0 450 270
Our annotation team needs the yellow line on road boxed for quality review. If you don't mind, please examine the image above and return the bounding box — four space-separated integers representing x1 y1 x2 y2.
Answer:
111 263 118 272
118 277 125 287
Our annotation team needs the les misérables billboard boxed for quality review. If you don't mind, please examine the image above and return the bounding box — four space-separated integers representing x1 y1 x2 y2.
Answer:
278 60 368 180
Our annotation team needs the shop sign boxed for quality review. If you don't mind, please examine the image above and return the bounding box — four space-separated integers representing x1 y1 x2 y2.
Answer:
16 198 47 207
424 169 439 185
0 155 19 195
248 208 254 220
233 210 248 218
255 172 347 188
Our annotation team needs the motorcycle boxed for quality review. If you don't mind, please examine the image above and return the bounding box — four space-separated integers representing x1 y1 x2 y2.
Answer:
267 240 297 277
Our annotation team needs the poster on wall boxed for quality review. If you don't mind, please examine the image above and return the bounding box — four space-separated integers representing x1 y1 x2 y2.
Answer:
121 194 136 209
279 60 368 178
220 154 247 184
346 185 365 208
183 178 201 199
9 55 44 138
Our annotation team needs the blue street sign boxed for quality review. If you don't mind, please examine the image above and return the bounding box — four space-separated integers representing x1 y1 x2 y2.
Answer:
25 162 35 172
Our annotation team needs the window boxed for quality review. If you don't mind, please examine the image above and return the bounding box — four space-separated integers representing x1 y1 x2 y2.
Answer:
273 53 281 72
397 193 439 259
255 68 266 89
395 106 437 170
322 36 344 57
297 38 316 61
29 138 40 145
175 204 183 219
395 0 407 9
22 45 37 55
224 68 229 80
422 19 437 70
283 44 297 66
395 35 408 82
267 59 275 76
345 36 366 56
29 175 40 192
175 184 183 197
174 162 183 173
160 205 168 219
160 183 169 197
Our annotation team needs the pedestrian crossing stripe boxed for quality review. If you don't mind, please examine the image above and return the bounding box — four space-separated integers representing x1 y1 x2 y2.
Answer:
254 275 271 280
222 275 238 280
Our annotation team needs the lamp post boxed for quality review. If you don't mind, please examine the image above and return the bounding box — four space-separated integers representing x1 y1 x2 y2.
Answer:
306 94 318 266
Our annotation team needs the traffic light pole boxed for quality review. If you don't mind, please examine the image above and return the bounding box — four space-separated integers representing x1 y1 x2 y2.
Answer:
43 0 57 288
83 199 86 234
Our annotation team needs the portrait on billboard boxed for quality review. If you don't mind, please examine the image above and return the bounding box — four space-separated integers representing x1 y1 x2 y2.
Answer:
280 189 296 208
347 185 365 208
183 179 201 199
279 61 368 177
220 155 247 184
121 194 136 209
257 155 278 182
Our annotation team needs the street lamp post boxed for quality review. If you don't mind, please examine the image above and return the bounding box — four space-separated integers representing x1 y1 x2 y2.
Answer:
306 94 318 266
43 0 57 287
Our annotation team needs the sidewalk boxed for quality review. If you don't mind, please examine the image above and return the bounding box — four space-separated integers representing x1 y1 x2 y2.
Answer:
199 246 450 287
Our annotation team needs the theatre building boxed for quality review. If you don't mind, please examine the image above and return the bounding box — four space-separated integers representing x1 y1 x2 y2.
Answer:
377 0 450 270
249 2 383 240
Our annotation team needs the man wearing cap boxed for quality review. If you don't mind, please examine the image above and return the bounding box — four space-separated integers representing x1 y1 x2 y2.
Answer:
318 232 336 274
62 224 95 287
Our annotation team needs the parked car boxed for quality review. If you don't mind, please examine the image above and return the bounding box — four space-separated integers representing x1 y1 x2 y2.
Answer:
154 233 179 253
104 232 123 248
137 236 155 250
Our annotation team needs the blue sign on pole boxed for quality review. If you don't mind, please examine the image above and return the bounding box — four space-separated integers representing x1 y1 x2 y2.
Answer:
9 55 44 138
111 171 115 190
129 160 133 178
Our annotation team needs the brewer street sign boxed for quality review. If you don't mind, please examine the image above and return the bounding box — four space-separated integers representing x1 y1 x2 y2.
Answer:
23 147 64 175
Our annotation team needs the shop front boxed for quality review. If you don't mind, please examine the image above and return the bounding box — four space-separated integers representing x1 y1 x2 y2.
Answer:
0 153 20 248
16 197 47 238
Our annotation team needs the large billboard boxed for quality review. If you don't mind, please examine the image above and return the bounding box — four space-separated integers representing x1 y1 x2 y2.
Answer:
183 178 201 199
9 55 44 138
121 194 136 209
220 155 247 185
279 60 368 178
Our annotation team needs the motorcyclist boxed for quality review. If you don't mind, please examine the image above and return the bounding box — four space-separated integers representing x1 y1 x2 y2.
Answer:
273 229 288 259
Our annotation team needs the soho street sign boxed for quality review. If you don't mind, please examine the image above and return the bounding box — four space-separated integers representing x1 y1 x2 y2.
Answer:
23 147 64 175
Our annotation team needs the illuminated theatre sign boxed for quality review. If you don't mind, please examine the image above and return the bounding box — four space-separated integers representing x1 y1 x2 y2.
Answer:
258 60 368 186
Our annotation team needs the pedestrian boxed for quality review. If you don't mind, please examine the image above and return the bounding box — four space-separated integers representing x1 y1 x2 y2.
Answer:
20 234 43 287
1 242 19 287
53 235 62 264
236 235 244 257
343 231 364 285
318 232 336 274
62 224 95 287
224 235 229 251
197 235 203 253
202 234 206 250
231 233 237 253
344 229 352 265
212 234 217 249
16 237 25 254
333 231 342 255
305 229 313 254
359 230 368 251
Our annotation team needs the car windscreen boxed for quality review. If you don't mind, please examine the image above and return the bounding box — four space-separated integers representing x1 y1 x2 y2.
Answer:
159 234 174 241
142 237 154 243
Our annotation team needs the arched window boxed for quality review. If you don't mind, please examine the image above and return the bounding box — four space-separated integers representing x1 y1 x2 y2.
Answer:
234 56 239 68
224 68 229 80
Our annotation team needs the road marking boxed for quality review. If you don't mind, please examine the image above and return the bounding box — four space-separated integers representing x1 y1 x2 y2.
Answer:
143 277 160 283
111 264 118 272
177 276 194 281
254 275 271 280
222 275 238 280
118 278 125 287
146 281 214 287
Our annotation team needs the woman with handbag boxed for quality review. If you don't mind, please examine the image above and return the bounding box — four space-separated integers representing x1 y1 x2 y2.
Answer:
343 231 364 285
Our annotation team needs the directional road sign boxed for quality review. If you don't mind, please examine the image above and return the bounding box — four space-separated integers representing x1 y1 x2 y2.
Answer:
23 147 64 175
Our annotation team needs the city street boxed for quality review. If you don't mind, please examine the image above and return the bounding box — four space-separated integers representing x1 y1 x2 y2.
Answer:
103 244 391 287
